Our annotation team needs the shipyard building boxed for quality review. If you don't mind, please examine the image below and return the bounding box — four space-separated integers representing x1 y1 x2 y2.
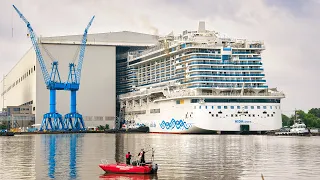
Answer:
0 31 158 128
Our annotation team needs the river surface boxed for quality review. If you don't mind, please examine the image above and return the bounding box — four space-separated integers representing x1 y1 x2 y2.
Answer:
0 133 319 180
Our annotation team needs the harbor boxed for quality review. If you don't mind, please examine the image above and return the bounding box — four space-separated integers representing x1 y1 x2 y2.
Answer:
0 0 319 179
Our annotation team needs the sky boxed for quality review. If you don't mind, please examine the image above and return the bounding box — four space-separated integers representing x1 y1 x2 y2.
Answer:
0 0 319 115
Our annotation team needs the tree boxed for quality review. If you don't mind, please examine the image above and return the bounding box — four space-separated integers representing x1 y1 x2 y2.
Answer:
308 108 320 118
0 122 8 130
96 124 110 131
296 109 320 128
282 114 293 127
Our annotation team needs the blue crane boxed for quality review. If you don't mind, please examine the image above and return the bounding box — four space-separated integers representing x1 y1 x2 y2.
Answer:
13 5 65 131
64 16 95 131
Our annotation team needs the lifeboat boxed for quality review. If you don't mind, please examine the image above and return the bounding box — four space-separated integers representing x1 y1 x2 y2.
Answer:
99 162 158 174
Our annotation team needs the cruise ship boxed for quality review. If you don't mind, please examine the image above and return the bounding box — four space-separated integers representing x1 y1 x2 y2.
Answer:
118 22 285 134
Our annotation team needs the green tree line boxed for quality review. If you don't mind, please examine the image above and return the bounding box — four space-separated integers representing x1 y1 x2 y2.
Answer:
282 108 320 128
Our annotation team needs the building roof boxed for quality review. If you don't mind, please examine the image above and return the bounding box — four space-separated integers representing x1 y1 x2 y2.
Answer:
39 31 159 47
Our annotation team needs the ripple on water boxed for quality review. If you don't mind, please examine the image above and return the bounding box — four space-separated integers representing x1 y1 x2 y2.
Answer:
0 136 36 180
1 134 320 180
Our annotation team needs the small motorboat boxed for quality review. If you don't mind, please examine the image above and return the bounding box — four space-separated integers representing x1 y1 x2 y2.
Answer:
99 162 158 174
99 148 158 174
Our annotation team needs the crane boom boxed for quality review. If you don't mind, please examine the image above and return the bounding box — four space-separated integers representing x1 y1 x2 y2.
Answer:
12 5 50 86
76 16 95 83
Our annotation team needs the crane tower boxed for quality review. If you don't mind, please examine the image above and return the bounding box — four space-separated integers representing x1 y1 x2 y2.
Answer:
13 5 65 131
64 16 95 131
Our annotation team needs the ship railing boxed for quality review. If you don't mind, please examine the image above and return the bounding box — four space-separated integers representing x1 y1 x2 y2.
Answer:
119 88 285 99
164 91 285 98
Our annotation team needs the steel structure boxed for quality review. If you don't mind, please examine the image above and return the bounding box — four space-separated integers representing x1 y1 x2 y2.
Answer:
13 5 65 131
64 16 95 131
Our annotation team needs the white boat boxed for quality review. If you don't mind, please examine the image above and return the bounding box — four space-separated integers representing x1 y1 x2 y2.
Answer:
290 120 309 134
118 22 285 134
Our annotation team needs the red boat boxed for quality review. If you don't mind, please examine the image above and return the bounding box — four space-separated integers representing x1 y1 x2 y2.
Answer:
99 148 158 174
99 162 158 174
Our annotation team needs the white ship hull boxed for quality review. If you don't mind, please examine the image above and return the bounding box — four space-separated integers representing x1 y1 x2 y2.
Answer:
123 97 282 134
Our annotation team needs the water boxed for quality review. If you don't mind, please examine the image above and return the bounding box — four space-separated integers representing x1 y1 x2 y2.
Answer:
0 134 320 180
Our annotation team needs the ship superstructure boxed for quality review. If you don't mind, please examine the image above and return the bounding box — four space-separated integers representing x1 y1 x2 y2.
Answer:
118 22 285 134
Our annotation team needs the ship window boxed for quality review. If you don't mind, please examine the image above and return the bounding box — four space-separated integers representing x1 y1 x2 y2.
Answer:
263 106 267 109
212 106 214 109
275 106 277 109
218 106 221 109
216 114 218 117
191 99 199 103
245 106 248 109
194 106 196 109
235 114 238 117
231 106 234 109
199 106 201 109
270 106 273 109
271 114 273 117
253 114 255 117
176 100 180 104
231 114 233 117
267 114 270 117
249 114 251 117
237 106 240 109
251 106 254 109
212 114 214 117
224 106 227 109
206 106 208 109
257 106 260 109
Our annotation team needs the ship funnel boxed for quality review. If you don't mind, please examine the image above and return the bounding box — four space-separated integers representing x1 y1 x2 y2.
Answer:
198 21 206 33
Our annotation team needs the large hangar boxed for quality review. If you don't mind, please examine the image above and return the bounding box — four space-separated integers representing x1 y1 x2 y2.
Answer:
0 31 158 128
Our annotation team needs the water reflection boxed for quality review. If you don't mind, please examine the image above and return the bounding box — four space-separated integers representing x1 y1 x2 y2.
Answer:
0 133 318 180
115 134 124 163
99 173 158 180
40 134 83 180
48 135 56 178
70 134 77 179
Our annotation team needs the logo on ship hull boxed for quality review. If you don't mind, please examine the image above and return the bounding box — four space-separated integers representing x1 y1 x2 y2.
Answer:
159 118 192 130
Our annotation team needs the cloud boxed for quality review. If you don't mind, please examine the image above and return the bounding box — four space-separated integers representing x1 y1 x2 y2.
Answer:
263 0 320 19
0 0 319 114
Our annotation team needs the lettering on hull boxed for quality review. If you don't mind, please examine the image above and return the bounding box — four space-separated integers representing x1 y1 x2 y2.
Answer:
235 120 252 123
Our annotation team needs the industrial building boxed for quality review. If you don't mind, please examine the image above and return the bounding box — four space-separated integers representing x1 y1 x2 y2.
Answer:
0 31 158 128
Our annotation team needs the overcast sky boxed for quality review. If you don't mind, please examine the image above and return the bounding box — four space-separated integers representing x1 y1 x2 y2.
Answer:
0 0 319 115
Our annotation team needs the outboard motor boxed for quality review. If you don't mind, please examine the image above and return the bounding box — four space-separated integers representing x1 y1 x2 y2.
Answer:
152 163 158 173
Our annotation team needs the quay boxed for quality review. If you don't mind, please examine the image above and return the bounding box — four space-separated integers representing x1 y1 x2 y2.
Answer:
269 131 320 136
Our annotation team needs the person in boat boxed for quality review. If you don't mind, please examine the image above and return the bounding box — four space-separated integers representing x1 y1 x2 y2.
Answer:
138 149 146 164
126 152 132 165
